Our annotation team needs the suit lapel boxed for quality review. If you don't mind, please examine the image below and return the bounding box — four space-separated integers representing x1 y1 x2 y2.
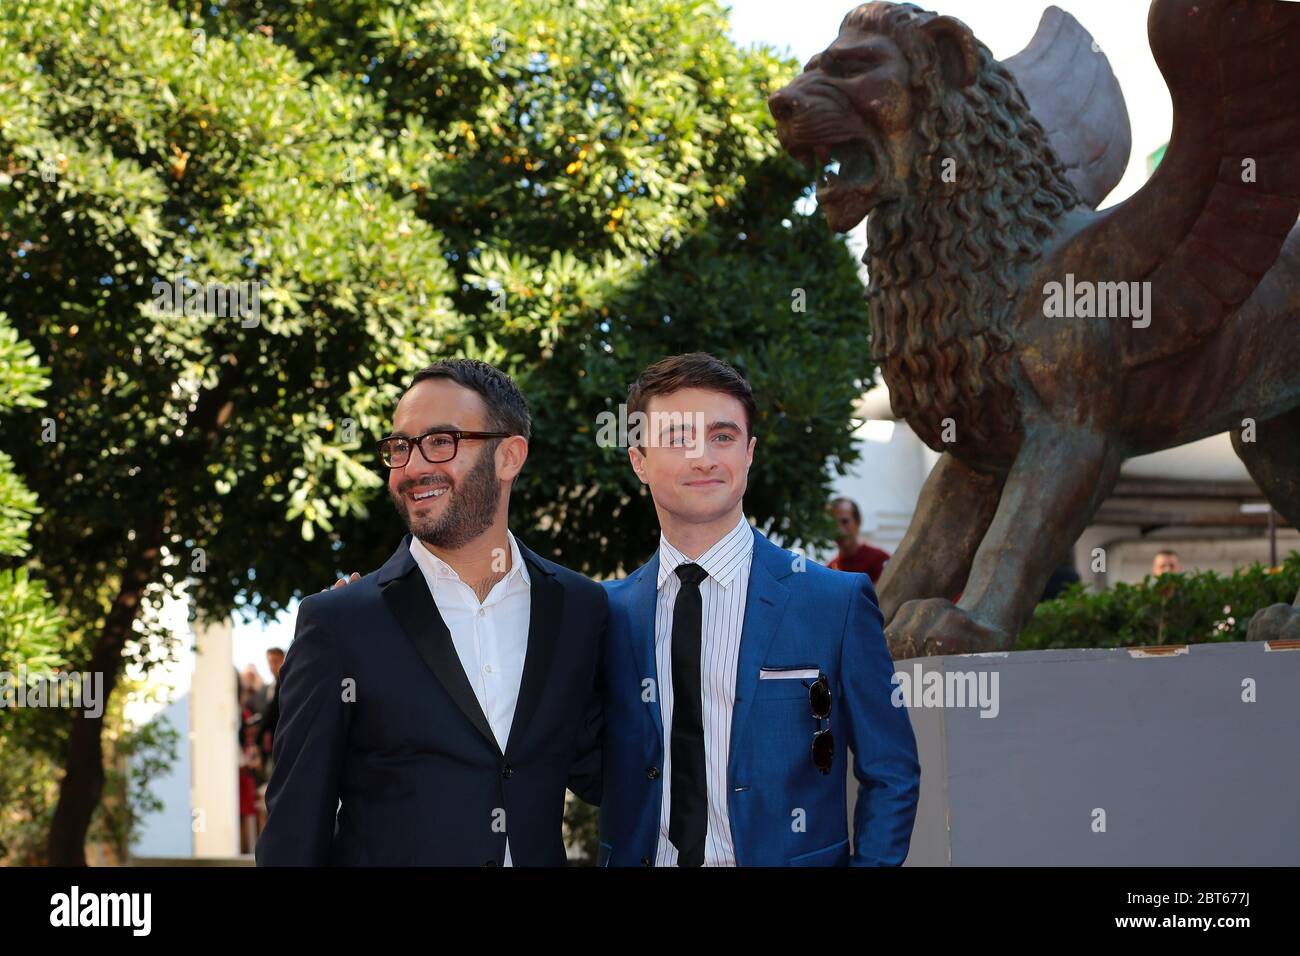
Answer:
627 554 663 739
379 536 501 755
728 529 791 781
504 542 564 759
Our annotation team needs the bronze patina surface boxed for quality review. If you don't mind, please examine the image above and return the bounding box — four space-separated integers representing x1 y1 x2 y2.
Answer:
770 0 1300 654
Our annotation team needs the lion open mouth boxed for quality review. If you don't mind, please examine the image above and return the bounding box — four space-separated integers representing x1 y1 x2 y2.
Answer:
791 139 880 231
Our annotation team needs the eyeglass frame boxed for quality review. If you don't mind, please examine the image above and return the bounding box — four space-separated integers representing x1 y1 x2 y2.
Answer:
376 429 514 469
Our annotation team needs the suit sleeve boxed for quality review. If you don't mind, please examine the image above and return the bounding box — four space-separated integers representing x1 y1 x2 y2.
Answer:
567 584 607 806
256 598 352 866
840 575 920 866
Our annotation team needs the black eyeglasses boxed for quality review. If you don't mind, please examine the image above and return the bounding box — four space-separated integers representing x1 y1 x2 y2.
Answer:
808 675 833 774
377 430 512 469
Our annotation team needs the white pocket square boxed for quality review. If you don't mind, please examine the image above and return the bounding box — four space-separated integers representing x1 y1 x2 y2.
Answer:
759 667 819 680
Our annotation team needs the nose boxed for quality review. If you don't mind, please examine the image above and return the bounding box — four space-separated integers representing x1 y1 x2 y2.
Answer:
768 87 802 122
398 451 440 485
690 444 720 469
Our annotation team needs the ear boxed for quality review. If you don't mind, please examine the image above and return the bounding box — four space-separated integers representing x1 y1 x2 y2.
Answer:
920 15 978 89
496 435 528 482
628 446 648 485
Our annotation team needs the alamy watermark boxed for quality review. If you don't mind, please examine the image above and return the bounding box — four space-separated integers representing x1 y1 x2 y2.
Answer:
1042 273 1151 329
151 275 263 328
595 405 708 458
891 664 999 718
0 667 105 718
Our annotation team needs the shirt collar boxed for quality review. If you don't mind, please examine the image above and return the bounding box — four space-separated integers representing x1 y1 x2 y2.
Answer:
656 514 754 591
409 529 531 593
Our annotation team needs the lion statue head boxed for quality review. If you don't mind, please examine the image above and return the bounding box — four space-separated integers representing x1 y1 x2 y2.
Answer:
769 2 1083 448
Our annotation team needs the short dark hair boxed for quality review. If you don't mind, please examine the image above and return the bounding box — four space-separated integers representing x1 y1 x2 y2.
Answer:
408 359 532 441
830 497 861 524
627 353 756 437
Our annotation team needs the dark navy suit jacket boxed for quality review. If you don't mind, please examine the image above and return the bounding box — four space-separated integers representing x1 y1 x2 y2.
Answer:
595 527 919 866
257 534 605 866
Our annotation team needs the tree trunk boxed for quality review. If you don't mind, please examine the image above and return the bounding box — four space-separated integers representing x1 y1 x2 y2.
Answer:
45 363 240 865
45 520 164 866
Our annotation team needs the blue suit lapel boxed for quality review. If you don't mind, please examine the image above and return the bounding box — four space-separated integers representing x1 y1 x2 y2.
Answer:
626 552 664 739
728 529 792 782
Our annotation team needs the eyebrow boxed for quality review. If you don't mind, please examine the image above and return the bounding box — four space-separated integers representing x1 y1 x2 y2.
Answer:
657 419 743 437
807 40 880 70
388 423 462 438
829 42 878 60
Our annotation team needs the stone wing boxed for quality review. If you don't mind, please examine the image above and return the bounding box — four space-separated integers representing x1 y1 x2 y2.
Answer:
1074 0 1300 369
1003 5 1132 210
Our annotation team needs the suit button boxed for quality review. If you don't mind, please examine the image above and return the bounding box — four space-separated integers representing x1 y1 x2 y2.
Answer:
645 766 660 780
641 856 653 867
484 860 498 867
502 765 514 778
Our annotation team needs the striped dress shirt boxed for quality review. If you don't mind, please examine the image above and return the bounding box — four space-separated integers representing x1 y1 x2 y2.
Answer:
653 514 754 867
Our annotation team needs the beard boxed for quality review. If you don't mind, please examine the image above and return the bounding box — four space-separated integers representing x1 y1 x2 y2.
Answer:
389 443 502 550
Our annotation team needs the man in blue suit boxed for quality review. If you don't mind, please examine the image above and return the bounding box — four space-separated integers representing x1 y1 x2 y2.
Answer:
594 353 919 866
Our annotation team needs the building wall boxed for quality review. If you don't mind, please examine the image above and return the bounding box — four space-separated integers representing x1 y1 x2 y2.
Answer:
830 414 1290 585
827 420 937 561
130 615 241 860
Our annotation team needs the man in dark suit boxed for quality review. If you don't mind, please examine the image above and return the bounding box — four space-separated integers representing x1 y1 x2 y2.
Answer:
257 359 605 866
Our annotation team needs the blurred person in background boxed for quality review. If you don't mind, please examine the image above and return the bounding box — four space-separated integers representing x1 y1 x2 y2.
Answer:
259 647 284 768
1153 550 1183 576
828 497 891 583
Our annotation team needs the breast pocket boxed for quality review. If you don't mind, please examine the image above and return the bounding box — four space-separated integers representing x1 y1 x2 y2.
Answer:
754 666 820 700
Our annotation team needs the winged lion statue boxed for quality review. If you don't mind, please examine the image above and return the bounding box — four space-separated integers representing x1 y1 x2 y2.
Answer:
769 0 1300 655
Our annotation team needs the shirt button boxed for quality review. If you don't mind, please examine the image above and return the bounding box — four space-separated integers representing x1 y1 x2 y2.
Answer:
645 766 660 780
484 664 493 674
478 608 486 617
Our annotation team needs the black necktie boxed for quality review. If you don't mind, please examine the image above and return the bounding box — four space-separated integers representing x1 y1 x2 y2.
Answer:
669 562 709 867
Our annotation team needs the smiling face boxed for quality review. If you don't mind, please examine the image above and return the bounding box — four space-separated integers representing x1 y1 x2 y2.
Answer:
385 377 524 550
629 387 757 532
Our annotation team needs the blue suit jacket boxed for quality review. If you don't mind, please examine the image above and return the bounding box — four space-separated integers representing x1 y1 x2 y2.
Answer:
595 527 919 866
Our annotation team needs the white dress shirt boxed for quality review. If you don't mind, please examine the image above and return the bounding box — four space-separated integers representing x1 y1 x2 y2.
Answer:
653 514 754 866
409 531 531 866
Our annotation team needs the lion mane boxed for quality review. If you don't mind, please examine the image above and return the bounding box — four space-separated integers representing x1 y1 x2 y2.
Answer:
846 2 1082 449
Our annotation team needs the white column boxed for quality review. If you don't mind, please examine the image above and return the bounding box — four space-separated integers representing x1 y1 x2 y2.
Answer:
190 617 240 857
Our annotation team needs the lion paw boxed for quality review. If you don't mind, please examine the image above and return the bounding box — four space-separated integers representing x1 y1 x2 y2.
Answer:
886 598 1010 658
1245 602 1300 642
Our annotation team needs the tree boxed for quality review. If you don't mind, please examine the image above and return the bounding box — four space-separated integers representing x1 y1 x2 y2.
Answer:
0 312 61 673
2 0 460 863
1 0 871 863
0 312 66 862
216 0 872 568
